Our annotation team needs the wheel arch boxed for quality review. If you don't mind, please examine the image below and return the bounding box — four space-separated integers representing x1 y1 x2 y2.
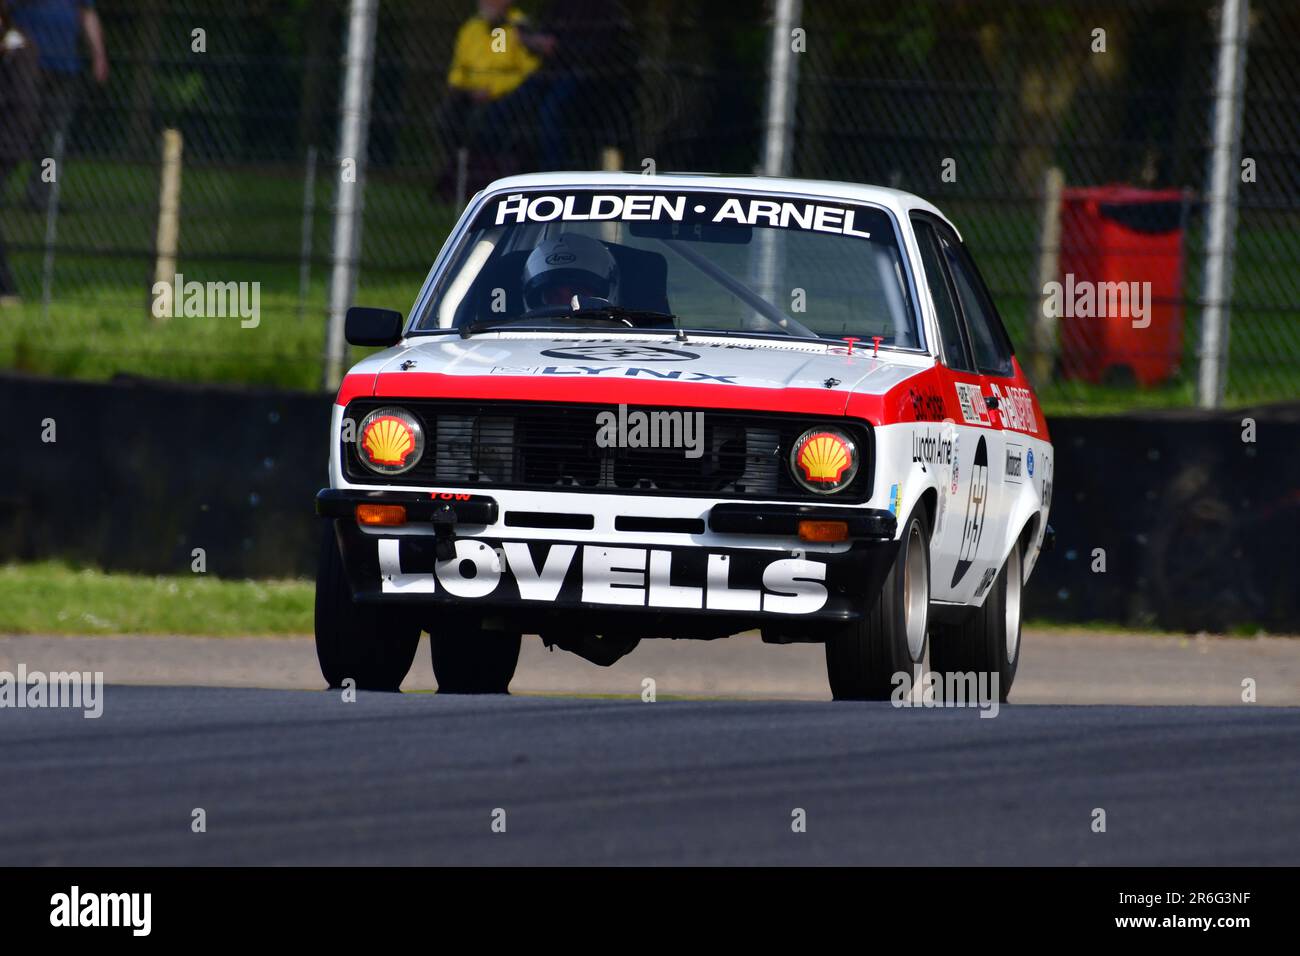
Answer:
894 460 940 540
1000 479 1046 583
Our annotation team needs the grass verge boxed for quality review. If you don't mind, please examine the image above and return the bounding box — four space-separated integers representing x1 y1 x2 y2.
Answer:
2 563 1285 638
0 562 313 635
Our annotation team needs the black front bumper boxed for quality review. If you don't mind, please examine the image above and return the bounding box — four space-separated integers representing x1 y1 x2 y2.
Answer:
319 489 899 626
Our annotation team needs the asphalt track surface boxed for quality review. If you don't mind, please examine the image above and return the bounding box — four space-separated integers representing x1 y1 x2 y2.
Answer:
2 686 1297 865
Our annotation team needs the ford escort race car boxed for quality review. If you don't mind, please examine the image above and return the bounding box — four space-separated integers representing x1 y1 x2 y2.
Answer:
315 172 1053 700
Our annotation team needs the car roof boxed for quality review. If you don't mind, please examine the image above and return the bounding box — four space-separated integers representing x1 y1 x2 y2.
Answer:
478 171 962 242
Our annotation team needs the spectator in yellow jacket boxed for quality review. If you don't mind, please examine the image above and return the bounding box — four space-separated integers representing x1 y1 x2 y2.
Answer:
447 0 542 102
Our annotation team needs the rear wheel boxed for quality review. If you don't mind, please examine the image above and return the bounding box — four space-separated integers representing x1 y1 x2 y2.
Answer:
430 615 521 694
931 540 1022 702
314 523 421 691
825 506 930 701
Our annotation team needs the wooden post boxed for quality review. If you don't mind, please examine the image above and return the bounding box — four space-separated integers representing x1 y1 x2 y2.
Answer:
600 147 622 243
1030 166 1064 387
153 128 184 321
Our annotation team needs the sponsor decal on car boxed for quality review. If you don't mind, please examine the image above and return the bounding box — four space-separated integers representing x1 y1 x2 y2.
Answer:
356 408 426 475
491 364 740 383
949 432 961 495
486 191 882 241
794 431 853 485
376 539 830 615
912 429 956 466
951 435 989 587
540 344 699 362
1004 442 1026 483
954 381 990 426
361 415 416 467
990 383 1038 434
908 386 945 422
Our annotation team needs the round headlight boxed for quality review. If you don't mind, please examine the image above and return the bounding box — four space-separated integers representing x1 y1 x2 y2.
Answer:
790 427 859 494
356 406 425 475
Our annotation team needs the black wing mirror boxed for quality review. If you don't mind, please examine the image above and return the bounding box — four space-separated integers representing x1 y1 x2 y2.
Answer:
345 306 404 347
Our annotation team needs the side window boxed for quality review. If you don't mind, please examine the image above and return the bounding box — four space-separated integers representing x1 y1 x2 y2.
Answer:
935 226 1015 378
911 218 973 372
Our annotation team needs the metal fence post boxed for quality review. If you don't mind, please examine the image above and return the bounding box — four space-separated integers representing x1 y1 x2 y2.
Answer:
324 0 379 391
754 0 802 319
762 0 802 178
1197 0 1250 409
39 132 66 324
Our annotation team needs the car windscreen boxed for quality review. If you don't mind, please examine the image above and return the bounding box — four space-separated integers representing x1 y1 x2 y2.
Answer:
413 189 922 349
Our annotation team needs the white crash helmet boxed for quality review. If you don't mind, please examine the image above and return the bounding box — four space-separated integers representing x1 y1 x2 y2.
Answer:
521 233 619 310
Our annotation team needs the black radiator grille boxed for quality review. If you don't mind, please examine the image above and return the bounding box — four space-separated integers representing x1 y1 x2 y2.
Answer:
343 400 872 501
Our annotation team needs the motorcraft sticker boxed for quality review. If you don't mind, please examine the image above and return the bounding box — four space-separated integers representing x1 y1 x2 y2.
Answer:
1004 442 1026 483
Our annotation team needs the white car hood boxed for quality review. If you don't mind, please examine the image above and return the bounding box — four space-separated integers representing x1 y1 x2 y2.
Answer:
368 334 927 400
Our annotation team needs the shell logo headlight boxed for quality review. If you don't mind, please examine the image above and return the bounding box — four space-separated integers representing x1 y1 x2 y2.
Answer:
357 407 424 475
790 428 858 494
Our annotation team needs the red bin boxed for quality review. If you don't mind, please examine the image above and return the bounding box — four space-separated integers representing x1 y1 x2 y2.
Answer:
1057 185 1188 387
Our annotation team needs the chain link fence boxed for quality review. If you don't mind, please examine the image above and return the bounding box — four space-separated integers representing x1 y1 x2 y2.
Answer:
0 0 1295 408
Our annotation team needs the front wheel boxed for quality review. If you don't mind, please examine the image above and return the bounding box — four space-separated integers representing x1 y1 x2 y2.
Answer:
825 505 931 701
931 540 1022 702
430 614 521 694
315 523 421 691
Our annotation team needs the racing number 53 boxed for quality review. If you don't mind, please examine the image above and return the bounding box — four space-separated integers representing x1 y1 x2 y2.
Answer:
910 215 1012 601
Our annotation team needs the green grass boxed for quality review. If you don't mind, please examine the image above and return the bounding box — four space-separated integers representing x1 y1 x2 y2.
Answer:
1023 617 1283 639
0 159 453 390
0 562 313 635
0 563 1288 637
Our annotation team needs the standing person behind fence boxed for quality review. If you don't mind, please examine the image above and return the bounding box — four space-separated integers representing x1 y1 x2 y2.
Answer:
8 0 108 209
433 0 542 197
529 0 634 171
0 1 42 305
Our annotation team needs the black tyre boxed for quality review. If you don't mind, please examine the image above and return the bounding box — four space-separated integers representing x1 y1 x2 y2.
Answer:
430 615 521 694
314 522 421 691
931 539 1022 702
825 505 931 701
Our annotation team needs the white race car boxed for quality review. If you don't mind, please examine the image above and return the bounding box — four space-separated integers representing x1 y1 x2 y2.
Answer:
315 173 1053 700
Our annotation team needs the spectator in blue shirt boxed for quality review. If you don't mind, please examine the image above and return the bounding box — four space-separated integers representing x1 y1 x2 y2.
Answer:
7 0 108 208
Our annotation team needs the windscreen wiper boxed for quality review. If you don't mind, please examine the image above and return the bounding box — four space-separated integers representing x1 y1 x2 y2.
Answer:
459 296 678 338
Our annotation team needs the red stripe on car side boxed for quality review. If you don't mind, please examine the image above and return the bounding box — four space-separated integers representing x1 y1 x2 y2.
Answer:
336 363 1054 435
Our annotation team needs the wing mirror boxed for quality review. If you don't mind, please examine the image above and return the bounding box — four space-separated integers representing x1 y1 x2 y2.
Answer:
345 306 404 347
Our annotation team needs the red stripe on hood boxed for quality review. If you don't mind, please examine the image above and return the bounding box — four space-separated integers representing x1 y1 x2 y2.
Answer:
356 370 892 419
335 373 376 407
